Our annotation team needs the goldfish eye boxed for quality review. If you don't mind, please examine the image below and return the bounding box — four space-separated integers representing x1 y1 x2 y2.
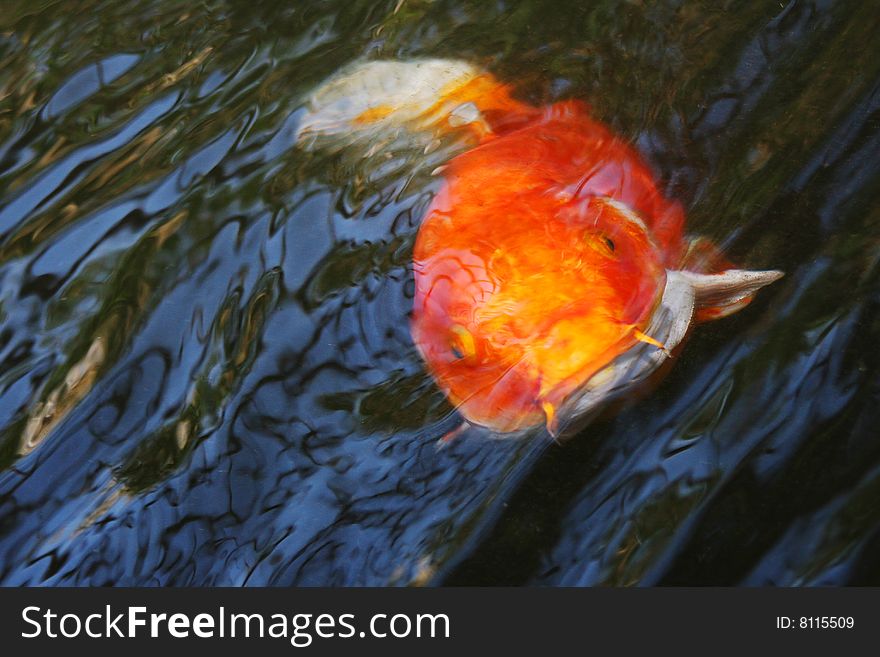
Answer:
449 324 476 361
585 231 617 257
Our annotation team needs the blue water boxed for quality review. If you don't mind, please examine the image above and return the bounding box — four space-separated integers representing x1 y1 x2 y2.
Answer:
0 0 878 585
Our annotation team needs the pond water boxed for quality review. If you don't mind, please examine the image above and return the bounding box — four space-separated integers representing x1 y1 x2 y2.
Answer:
0 0 878 586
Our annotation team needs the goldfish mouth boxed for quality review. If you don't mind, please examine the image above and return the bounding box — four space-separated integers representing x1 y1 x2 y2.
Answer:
540 267 784 438
535 321 667 437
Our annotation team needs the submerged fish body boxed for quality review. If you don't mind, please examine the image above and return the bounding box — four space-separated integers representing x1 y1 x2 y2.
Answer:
413 102 680 433
296 59 527 154
299 59 783 436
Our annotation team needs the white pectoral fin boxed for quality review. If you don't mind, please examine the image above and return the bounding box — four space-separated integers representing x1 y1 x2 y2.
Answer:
678 268 784 320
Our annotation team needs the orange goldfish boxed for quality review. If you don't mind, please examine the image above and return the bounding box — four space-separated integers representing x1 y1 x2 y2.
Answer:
298 59 783 436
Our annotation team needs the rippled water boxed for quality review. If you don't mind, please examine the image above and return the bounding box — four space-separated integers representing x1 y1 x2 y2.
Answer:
0 0 878 586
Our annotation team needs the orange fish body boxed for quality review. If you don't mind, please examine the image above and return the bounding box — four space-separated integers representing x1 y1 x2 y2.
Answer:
299 59 783 436
413 100 687 432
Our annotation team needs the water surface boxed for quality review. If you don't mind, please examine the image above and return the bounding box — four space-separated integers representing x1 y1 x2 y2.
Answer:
0 0 878 585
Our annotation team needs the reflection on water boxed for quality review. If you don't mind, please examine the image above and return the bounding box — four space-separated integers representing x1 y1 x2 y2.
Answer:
0 0 878 585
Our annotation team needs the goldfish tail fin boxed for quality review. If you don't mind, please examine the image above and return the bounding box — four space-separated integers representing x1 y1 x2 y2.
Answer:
296 58 531 155
678 268 784 322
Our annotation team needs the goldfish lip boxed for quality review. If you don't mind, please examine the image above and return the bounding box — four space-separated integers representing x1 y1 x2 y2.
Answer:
546 267 784 438
462 269 694 439
547 269 697 436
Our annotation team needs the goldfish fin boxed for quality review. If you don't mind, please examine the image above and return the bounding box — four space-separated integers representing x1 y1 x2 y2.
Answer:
677 269 784 322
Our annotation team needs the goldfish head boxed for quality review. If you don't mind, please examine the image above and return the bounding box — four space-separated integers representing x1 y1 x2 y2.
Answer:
412 189 668 434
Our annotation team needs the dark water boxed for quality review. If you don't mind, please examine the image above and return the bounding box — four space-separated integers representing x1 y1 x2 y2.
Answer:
0 0 878 586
